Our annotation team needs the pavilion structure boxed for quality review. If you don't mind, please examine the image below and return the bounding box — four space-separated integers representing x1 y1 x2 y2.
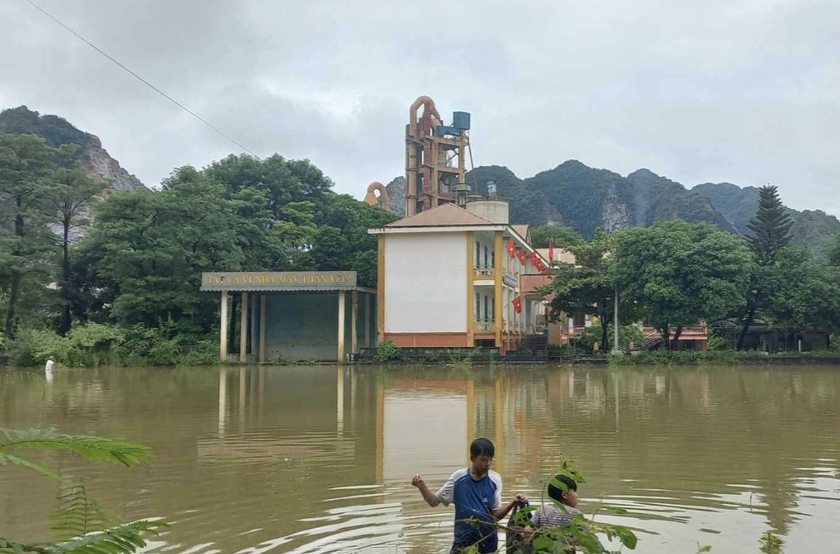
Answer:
201 271 376 363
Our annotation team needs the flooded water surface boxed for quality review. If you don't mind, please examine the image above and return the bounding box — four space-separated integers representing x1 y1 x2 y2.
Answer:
2 365 839 553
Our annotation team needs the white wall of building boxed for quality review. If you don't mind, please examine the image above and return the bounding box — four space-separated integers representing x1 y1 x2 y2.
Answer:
385 233 467 333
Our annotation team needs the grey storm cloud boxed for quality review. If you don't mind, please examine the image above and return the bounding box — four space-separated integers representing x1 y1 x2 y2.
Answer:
1 0 838 215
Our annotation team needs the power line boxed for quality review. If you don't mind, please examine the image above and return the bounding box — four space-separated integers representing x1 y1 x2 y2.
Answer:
22 0 260 159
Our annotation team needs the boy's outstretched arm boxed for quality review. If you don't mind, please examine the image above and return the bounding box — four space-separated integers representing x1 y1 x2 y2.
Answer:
492 494 527 520
411 475 442 507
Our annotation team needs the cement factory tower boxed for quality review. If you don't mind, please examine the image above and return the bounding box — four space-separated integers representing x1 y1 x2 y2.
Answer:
405 96 471 216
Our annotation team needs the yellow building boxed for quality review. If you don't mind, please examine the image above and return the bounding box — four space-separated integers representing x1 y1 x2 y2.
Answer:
368 200 549 354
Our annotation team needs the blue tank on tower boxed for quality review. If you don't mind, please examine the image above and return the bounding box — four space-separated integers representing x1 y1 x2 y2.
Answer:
452 111 471 130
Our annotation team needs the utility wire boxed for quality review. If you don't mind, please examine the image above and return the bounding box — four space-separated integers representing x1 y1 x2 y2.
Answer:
22 0 260 159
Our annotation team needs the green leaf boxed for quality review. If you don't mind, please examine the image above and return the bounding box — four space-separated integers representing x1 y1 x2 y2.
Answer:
611 525 638 549
47 519 166 554
0 453 59 479
531 536 554 552
0 429 152 468
50 483 112 541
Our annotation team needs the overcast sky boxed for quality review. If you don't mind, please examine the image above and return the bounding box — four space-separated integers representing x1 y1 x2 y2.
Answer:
1 0 838 215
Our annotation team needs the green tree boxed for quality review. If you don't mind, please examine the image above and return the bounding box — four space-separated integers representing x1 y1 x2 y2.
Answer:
203 154 332 219
748 185 792 264
313 194 396 287
48 168 103 334
764 248 840 348
542 229 638 352
737 185 793 350
530 224 584 249
0 133 59 340
829 232 840 266
82 172 244 333
614 220 753 349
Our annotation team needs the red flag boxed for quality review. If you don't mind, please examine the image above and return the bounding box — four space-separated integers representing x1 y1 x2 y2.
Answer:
518 251 527 266
539 266 549 275
549 240 554 261
529 251 538 267
506 241 516 258
512 296 522 314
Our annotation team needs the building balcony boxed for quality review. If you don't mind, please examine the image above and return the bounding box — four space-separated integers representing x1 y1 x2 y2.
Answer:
474 266 494 279
641 325 708 339
475 319 494 332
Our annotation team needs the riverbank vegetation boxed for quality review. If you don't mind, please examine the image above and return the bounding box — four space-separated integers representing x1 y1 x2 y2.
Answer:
1 131 394 367
543 186 840 356
3 125 840 368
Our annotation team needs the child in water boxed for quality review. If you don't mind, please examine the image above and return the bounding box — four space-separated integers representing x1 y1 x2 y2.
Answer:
411 437 526 554
532 474 581 528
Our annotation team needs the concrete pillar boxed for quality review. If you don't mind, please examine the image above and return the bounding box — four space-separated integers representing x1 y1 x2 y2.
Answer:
337 290 346 362
351 290 358 355
239 292 249 363
250 294 258 356
494 232 504 351
377 235 385 342
364 294 371 348
259 295 267 362
219 291 228 361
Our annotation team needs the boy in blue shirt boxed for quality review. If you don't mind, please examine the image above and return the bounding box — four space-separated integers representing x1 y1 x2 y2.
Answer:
411 438 525 553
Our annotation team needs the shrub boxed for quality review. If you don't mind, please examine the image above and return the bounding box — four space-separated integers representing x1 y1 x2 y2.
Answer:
180 340 219 366
577 323 644 353
9 323 125 368
7 322 218 368
373 339 401 362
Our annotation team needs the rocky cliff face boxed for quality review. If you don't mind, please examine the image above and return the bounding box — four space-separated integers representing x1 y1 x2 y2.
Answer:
79 135 145 191
385 176 406 217
0 106 145 191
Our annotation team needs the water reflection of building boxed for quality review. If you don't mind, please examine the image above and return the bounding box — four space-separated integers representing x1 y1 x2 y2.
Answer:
203 365 837 549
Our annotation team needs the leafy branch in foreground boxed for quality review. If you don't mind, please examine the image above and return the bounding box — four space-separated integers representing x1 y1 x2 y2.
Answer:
1 426 165 554
0 428 153 478
50 482 112 540
0 519 167 554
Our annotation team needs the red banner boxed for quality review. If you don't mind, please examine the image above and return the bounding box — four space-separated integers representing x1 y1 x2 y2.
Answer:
518 251 527 266
512 296 522 314
506 241 516 258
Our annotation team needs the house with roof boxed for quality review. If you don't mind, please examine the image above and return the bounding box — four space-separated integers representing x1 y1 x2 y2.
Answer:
368 199 549 353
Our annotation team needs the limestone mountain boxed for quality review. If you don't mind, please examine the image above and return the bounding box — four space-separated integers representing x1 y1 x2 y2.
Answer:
385 176 406 217
692 182 840 257
0 106 144 191
385 160 839 257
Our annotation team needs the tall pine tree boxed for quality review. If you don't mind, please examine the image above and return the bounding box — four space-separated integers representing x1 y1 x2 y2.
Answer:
747 185 792 265
737 185 793 349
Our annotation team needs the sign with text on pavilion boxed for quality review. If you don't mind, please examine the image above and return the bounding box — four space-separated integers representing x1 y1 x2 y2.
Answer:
201 271 357 291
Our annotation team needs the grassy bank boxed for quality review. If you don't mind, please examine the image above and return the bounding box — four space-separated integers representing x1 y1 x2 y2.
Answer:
607 350 840 367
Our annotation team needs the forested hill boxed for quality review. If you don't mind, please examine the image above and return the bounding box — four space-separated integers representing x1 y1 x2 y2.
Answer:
0 106 144 191
446 161 838 257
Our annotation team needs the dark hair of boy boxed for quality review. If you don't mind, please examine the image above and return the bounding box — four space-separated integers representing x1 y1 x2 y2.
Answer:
470 438 495 458
548 475 577 504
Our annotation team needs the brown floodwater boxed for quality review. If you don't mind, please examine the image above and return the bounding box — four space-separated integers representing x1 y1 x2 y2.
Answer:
1 365 839 553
